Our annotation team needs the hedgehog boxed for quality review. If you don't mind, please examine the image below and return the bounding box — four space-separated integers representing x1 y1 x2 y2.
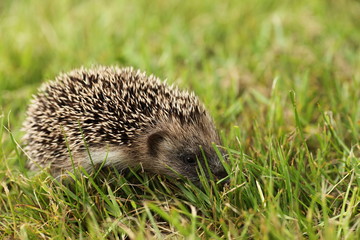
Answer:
22 66 227 185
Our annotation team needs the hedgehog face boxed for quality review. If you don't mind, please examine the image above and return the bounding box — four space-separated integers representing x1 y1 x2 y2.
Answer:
143 118 227 185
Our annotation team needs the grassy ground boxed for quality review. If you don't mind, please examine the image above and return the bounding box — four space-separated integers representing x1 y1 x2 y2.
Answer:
1 0 359 239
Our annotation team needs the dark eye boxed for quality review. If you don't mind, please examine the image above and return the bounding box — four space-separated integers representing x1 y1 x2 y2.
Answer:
181 154 197 165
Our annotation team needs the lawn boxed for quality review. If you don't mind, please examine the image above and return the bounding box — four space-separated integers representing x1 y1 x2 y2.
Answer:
0 0 359 239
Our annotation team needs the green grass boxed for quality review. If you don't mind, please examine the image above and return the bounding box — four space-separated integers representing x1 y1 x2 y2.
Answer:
1 0 359 239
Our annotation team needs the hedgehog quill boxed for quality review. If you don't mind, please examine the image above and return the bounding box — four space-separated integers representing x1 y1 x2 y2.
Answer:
23 66 227 185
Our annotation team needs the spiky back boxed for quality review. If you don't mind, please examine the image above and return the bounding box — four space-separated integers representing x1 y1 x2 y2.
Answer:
23 66 207 164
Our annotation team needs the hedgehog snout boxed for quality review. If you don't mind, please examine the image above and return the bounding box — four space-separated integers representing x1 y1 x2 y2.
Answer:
208 151 229 185
213 167 227 179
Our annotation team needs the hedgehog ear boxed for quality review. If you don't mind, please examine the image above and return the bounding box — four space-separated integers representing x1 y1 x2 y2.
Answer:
147 131 166 157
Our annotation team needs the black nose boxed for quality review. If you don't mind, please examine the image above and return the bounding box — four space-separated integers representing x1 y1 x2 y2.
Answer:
215 169 230 188
213 168 228 181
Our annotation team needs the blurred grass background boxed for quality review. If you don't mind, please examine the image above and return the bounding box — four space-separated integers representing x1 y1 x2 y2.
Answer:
0 0 359 239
